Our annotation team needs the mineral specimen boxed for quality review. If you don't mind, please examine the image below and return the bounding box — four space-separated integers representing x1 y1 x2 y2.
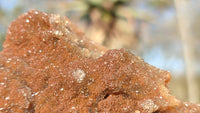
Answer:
0 10 199 113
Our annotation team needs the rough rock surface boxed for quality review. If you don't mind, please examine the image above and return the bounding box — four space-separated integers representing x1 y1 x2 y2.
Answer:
0 10 200 113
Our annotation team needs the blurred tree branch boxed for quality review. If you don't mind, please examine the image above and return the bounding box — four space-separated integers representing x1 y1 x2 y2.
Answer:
174 0 199 103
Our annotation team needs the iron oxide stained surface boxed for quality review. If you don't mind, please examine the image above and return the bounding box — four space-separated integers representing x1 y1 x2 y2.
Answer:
0 10 200 113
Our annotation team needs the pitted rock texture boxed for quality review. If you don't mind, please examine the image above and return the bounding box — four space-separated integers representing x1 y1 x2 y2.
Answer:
0 10 199 113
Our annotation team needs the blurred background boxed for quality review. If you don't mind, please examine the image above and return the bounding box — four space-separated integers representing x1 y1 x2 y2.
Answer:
0 0 199 103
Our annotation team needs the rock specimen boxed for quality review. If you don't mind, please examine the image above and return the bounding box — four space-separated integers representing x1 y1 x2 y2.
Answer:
0 10 199 113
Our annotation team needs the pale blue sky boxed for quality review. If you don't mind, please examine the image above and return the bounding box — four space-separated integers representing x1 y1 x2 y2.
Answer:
0 0 17 11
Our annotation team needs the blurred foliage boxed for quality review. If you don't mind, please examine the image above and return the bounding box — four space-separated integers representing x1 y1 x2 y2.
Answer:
12 6 24 17
80 0 132 46
0 7 4 17
81 0 130 22
0 33 5 51
148 0 174 9
0 7 5 51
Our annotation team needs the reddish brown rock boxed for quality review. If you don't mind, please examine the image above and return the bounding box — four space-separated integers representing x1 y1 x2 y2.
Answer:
0 10 199 113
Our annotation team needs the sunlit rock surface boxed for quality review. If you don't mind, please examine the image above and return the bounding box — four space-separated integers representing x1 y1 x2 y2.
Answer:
0 10 199 113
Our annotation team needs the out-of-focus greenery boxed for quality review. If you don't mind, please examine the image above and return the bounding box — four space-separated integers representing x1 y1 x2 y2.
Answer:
0 7 5 51
0 33 5 51
80 0 132 46
81 0 131 22
148 0 173 9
